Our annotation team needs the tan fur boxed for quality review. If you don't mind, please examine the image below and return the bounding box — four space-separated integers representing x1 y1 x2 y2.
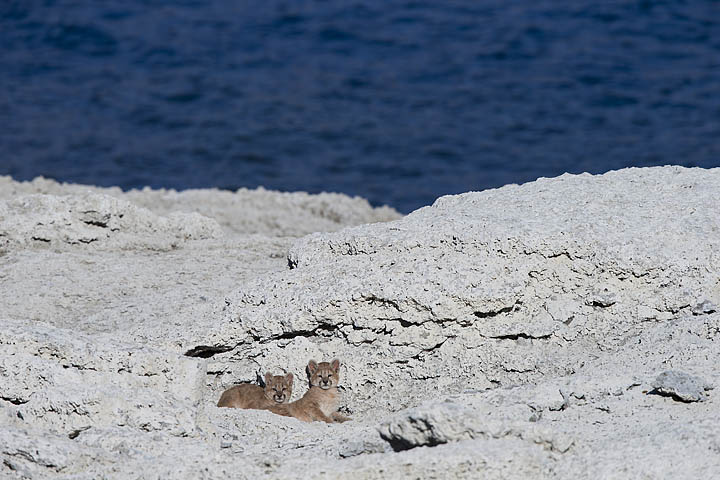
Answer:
267 359 351 423
217 372 293 409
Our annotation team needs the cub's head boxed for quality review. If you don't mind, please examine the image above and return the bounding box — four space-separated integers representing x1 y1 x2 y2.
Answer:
263 372 293 403
307 359 341 390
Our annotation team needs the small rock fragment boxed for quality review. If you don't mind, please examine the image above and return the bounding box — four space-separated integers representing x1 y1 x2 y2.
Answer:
650 371 713 403
587 289 616 308
378 402 479 451
692 300 717 316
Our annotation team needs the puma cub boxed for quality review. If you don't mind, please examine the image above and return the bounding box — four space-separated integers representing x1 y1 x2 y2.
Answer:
217 372 293 409
267 359 351 423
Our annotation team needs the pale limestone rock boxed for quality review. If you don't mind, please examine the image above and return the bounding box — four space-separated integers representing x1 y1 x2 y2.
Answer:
651 370 713 402
1 167 719 479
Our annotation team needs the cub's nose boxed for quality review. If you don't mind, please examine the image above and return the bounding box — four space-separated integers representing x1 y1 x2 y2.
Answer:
274 394 285 402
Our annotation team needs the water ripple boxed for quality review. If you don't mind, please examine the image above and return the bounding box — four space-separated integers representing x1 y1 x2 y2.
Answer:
0 0 719 212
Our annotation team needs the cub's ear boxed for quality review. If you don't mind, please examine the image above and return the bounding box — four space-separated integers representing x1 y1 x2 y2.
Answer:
330 359 340 372
307 360 319 375
264 372 272 385
285 373 294 385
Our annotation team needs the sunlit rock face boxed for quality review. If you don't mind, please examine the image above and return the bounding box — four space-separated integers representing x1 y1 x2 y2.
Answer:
2 167 719 479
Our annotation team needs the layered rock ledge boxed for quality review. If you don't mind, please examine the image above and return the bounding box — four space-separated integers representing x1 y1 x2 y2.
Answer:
1 167 718 479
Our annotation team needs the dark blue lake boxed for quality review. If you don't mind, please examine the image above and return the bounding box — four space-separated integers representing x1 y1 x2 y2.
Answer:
1 1 719 212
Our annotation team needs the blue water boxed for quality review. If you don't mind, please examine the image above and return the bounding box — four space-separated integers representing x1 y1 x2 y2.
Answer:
1 1 719 213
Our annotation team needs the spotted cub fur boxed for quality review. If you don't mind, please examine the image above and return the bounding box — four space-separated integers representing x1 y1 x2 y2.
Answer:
217 372 293 409
268 359 350 423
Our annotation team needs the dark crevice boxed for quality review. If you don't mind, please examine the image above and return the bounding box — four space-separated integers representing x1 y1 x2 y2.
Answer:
31 237 50 243
82 220 108 228
490 333 552 340
646 389 706 403
409 338 449 360
184 345 234 358
68 426 90 439
351 339 377 346
546 251 573 260
381 428 443 452
474 305 514 318
5 449 59 469
80 211 110 228
397 318 414 328
590 300 615 308
267 323 337 342
1 396 29 405
363 295 401 310
64 363 97 372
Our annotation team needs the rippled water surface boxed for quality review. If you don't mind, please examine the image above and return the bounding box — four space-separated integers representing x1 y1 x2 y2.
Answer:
1 1 719 212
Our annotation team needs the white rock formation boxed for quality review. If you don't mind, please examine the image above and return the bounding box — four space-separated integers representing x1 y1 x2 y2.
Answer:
0 176 399 237
1 167 718 479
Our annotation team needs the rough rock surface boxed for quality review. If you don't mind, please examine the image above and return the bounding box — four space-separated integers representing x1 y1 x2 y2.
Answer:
650 370 713 403
0 176 399 238
1 167 719 479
